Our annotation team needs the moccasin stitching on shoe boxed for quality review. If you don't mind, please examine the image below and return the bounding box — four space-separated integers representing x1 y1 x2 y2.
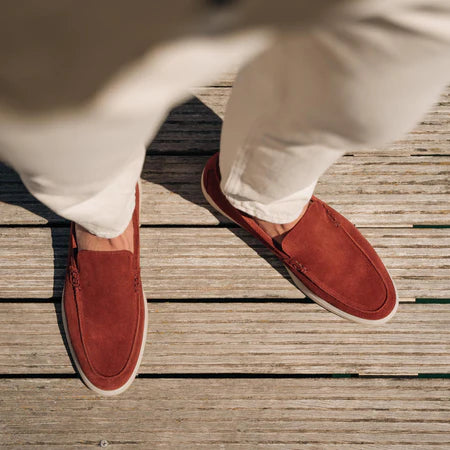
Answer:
280 199 390 313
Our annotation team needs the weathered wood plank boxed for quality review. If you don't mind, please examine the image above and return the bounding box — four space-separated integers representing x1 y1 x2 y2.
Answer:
188 86 450 156
0 302 449 375
140 155 450 227
1 154 449 226
146 91 450 155
1 378 449 448
0 226 448 300
148 101 449 156
0 227 447 300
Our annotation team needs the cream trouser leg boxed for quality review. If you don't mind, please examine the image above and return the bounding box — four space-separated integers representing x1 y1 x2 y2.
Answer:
219 6 450 223
0 31 271 238
1 3 450 236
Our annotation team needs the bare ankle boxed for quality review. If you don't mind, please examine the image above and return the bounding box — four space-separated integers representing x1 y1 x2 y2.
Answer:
251 203 309 246
75 220 134 253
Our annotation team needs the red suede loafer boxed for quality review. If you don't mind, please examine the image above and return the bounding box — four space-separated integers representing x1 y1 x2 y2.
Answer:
201 153 398 324
62 182 147 395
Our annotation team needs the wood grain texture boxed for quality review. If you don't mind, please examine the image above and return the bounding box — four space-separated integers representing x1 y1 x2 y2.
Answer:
185 86 450 155
1 378 449 448
0 227 448 300
148 98 450 155
1 302 449 375
1 154 449 226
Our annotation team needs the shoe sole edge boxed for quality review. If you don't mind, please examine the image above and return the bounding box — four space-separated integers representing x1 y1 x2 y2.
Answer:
61 285 148 396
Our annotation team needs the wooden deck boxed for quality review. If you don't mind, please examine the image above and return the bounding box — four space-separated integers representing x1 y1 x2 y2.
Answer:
0 72 449 448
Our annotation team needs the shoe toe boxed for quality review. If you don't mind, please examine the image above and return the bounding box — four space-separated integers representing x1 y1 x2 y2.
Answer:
64 250 145 394
283 198 398 322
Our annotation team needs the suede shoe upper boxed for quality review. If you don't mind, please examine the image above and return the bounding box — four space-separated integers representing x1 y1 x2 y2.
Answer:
202 152 397 323
62 183 146 394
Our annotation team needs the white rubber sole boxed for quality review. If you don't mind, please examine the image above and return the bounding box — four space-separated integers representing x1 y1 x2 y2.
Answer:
285 267 398 325
201 168 399 325
62 178 148 396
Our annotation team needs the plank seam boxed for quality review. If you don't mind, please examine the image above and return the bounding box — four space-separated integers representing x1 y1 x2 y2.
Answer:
1 298 448 303
0 373 448 379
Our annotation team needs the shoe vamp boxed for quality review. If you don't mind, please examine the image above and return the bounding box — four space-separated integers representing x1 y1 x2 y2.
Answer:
282 202 387 312
77 250 138 377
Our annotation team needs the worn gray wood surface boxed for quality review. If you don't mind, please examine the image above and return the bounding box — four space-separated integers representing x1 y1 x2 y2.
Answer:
191 86 450 154
1 378 449 448
1 153 449 226
0 227 448 299
0 302 449 375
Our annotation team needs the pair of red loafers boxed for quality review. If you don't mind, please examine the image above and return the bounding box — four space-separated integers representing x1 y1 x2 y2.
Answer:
62 153 398 395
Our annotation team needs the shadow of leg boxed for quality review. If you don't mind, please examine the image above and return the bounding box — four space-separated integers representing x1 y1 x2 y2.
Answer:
144 97 299 291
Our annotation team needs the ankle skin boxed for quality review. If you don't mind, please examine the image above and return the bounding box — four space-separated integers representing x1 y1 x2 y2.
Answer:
74 220 134 253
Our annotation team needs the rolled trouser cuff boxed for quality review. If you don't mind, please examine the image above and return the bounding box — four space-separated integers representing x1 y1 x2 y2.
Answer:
223 178 316 224
19 154 143 239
